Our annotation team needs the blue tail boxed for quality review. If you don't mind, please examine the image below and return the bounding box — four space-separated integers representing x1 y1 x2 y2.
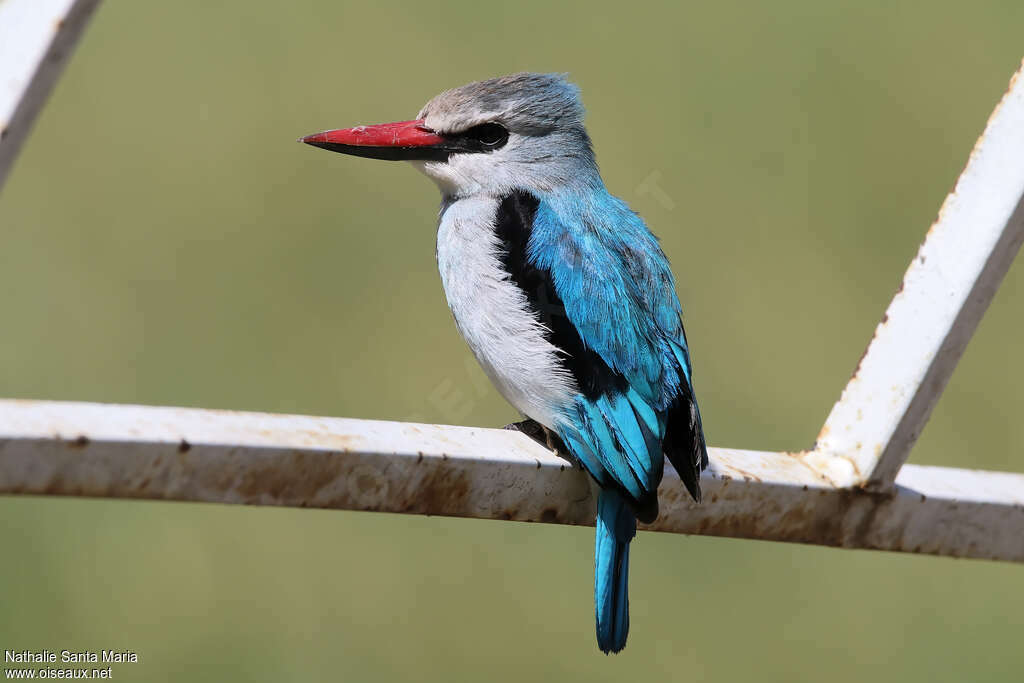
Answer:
595 489 637 654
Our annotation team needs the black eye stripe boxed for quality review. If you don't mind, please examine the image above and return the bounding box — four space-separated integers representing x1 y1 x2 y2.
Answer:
463 122 508 146
442 122 509 154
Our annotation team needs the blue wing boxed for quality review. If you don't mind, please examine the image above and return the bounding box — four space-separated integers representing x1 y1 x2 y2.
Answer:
491 188 707 654
522 191 708 516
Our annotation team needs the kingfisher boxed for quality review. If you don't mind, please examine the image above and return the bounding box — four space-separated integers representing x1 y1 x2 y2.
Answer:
301 73 708 654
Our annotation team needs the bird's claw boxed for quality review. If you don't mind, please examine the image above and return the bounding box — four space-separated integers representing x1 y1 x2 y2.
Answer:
503 418 576 467
503 418 545 438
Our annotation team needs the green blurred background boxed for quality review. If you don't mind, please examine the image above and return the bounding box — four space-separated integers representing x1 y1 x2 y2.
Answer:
1 0 1022 680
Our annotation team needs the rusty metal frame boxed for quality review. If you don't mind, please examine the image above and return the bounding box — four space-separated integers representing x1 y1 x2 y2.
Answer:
0 3 1022 563
0 0 101 192
1 399 1022 561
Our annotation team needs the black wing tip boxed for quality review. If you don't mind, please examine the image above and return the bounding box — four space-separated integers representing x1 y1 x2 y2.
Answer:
683 474 703 504
664 419 708 504
664 374 708 504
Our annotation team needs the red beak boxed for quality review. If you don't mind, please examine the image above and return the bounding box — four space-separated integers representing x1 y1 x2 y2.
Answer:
300 119 450 161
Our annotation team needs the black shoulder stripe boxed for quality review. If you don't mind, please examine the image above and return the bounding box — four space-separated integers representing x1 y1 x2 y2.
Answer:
493 191 628 400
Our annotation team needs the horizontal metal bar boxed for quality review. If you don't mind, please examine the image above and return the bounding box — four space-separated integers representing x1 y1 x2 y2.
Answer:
0 0 101 191
817 60 1024 490
1 399 1021 562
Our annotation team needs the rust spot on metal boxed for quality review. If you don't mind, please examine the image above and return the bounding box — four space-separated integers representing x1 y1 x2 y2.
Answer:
881 313 889 324
416 452 424 463
178 439 191 453
687 487 894 549
70 435 89 448
234 451 346 503
409 465 471 514
850 341 872 381
540 508 558 523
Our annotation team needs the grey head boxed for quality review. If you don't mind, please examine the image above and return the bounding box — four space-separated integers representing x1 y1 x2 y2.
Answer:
300 73 601 199
415 73 599 198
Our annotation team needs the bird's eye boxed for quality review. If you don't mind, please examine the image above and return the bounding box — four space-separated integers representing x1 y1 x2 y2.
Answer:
463 122 509 148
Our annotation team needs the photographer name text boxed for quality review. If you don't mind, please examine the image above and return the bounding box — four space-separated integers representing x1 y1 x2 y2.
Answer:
5 651 137 665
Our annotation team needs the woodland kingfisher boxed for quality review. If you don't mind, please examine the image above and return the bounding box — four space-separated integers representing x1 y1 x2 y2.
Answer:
301 73 708 654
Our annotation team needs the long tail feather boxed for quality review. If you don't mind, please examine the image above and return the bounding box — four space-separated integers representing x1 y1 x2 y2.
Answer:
595 489 637 654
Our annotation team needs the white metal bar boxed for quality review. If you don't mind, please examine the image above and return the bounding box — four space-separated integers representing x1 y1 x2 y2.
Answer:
1 399 1021 562
816 61 1024 490
0 0 101 191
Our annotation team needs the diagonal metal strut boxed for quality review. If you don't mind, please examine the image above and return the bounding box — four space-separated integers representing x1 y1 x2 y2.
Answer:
0 0 102 192
816 60 1024 491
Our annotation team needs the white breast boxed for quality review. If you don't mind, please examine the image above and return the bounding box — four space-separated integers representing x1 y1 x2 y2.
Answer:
435 195 578 430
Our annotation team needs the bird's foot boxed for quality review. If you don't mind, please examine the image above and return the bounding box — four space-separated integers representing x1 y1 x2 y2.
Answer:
503 419 576 467
503 418 545 439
